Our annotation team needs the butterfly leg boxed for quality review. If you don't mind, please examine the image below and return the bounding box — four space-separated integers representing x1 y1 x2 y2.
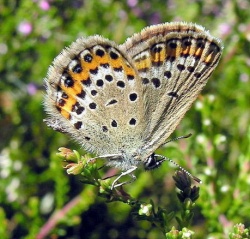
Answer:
111 166 137 189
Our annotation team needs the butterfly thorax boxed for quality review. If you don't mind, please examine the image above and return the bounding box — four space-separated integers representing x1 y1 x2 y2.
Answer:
105 151 143 171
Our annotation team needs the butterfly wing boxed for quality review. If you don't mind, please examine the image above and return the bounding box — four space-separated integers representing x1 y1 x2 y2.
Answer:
121 22 223 158
44 36 146 158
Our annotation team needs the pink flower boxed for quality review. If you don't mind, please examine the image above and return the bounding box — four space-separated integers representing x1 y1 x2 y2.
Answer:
218 23 231 37
17 21 32 35
39 0 50 11
127 0 138 8
27 83 37 95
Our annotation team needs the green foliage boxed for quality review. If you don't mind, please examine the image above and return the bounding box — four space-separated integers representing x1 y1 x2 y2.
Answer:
55 148 200 237
1 0 250 238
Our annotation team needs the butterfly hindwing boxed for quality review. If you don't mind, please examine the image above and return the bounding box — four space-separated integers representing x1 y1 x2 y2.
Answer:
44 36 146 155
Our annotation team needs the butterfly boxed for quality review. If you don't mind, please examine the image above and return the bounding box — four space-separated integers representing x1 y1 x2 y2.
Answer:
44 22 223 188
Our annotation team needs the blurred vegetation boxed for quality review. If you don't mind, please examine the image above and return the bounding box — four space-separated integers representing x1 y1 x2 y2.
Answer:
0 0 250 238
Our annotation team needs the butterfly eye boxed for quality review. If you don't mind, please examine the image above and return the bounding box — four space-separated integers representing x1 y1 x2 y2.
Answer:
144 154 164 170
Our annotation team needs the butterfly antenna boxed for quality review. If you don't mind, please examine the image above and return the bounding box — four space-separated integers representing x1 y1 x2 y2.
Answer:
160 133 202 182
155 154 202 184
163 133 192 145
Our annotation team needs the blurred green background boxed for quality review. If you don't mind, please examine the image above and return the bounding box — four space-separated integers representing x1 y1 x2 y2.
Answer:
0 0 250 238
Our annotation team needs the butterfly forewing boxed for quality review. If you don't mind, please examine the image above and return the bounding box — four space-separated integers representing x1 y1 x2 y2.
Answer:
121 22 223 157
